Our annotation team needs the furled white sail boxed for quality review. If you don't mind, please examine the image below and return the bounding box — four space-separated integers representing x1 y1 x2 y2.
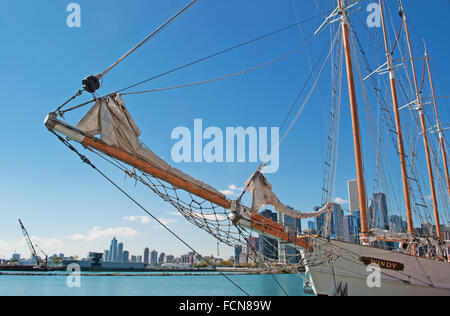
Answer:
75 94 225 198
245 171 334 218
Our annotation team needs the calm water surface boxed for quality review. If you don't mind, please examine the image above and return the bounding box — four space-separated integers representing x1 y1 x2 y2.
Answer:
0 272 310 296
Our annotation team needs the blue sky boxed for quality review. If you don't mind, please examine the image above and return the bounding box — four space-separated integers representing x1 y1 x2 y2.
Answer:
0 0 449 260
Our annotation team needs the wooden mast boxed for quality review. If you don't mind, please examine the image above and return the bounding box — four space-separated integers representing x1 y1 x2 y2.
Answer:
424 45 450 203
337 0 369 244
379 0 415 237
400 4 441 240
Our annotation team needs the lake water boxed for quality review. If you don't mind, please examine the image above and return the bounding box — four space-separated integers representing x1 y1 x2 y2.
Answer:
0 272 310 296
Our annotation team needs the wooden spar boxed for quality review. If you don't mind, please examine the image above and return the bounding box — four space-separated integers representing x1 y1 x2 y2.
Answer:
379 0 414 237
250 213 313 250
401 6 441 240
44 113 232 209
337 0 369 243
45 113 313 250
425 47 450 203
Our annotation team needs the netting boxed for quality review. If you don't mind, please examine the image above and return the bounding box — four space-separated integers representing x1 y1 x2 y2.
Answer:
86 145 339 271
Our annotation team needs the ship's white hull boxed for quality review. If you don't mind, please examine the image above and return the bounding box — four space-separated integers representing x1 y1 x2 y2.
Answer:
301 238 450 296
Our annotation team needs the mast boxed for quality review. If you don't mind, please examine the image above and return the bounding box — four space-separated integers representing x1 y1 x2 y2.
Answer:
379 0 414 237
400 4 441 240
424 44 450 203
337 0 369 244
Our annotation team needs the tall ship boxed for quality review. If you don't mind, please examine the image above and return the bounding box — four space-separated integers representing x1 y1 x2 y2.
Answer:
44 0 450 295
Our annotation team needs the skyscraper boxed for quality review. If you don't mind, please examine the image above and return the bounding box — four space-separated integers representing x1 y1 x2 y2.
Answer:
368 193 390 230
278 211 302 264
158 253 166 264
331 203 344 240
103 250 110 262
109 237 118 262
315 204 344 240
234 246 242 265
117 243 124 263
347 179 360 213
150 250 158 265
144 248 150 264
343 214 359 243
390 215 406 233
259 210 278 260
122 251 129 262
246 236 259 263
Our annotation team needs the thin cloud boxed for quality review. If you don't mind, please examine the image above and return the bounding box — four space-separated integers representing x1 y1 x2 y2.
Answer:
68 226 140 241
123 216 151 224
0 240 10 251
220 189 235 196
334 197 349 205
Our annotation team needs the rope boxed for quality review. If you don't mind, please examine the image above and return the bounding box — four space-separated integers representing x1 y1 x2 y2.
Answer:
56 13 331 115
116 11 331 94
420 58 426 94
101 0 200 78
120 40 312 96
390 19 403 56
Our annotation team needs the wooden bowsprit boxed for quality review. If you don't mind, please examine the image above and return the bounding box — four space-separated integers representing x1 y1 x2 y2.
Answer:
45 112 314 255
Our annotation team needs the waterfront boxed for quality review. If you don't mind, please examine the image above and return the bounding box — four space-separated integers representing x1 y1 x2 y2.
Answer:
0 273 309 296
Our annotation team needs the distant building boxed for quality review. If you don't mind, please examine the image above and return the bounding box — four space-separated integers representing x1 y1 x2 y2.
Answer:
158 253 166 264
389 215 407 233
144 248 150 264
347 179 359 213
117 243 124 263
131 255 137 263
11 253 20 261
166 255 175 263
122 251 129 262
103 250 110 262
259 210 278 261
368 193 392 249
278 211 301 264
331 204 344 240
315 204 344 240
150 250 158 265
307 221 316 232
246 236 260 263
109 237 118 262
234 246 242 265
368 193 390 230
343 214 359 243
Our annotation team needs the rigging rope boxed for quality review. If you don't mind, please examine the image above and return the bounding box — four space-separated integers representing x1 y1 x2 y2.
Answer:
56 14 330 116
116 11 332 94
120 41 310 96
101 0 200 78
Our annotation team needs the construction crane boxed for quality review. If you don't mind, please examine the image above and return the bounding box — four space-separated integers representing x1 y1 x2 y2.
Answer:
18 219 48 269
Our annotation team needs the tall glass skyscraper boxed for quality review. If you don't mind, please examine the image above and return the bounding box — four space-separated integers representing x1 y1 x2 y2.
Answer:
368 193 390 230
117 243 123 262
144 248 150 264
259 210 278 260
109 237 118 262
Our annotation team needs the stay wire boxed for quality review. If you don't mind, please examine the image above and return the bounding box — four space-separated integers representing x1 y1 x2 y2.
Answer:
49 130 251 297
116 11 332 94
56 11 333 115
